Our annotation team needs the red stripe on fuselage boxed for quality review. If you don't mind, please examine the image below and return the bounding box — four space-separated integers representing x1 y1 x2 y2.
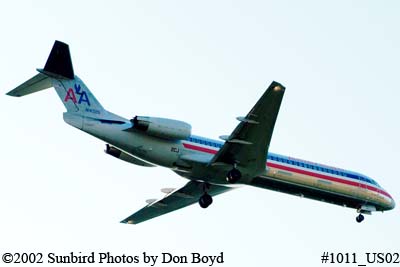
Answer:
267 162 391 199
183 143 217 155
182 142 392 199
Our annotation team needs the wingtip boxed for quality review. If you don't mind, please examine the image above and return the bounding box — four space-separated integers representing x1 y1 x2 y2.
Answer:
269 81 285 92
6 91 21 97
120 219 136 225
271 81 285 90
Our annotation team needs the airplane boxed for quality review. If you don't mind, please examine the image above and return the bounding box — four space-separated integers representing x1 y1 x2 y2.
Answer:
7 40 395 224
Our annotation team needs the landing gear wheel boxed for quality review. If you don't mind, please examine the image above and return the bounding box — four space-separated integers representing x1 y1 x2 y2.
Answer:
199 193 213 209
226 168 241 183
356 214 364 223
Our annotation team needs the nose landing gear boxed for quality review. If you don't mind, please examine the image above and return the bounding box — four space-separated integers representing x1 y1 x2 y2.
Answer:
356 214 364 223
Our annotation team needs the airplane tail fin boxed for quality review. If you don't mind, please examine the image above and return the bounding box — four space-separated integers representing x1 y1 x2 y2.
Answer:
7 41 107 118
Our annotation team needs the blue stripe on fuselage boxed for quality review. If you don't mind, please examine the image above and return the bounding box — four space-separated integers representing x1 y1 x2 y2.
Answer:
184 135 381 189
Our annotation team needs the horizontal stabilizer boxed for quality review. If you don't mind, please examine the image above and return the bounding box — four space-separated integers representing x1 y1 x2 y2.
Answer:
7 40 75 98
6 73 51 97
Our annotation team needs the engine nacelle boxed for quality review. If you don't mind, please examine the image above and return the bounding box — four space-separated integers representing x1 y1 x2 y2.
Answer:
132 116 191 140
105 144 155 167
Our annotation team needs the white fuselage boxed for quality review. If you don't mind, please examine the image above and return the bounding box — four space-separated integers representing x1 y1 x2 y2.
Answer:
72 114 395 213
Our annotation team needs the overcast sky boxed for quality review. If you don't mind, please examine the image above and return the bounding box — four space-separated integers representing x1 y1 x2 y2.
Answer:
0 1 399 266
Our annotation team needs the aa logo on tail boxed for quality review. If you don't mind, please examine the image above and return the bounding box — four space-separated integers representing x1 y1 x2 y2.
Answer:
64 84 91 106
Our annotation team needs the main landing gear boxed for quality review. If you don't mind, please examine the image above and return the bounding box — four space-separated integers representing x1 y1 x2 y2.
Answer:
199 193 213 208
198 167 242 209
356 214 364 223
199 183 213 209
226 168 241 183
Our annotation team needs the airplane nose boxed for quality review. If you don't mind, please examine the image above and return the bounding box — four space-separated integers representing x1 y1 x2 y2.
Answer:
389 198 396 210
382 189 395 210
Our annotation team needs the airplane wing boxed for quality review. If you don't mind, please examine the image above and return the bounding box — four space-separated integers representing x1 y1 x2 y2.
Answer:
210 81 285 175
121 181 232 224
